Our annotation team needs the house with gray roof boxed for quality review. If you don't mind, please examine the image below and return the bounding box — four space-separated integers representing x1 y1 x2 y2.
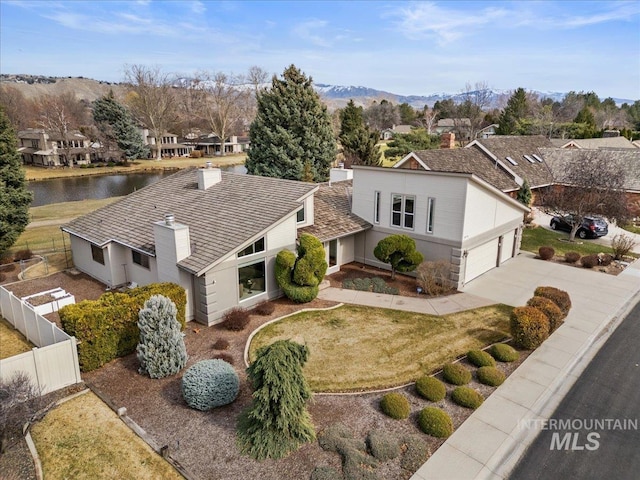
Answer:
550 136 638 150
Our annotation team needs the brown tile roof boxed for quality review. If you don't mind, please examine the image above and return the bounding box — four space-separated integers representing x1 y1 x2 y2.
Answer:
299 181 371 242
408 148 520 192
540 148 640 192
62 169 318 275
471 136 555 189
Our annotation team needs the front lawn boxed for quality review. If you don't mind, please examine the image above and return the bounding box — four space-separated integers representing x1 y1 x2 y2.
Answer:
248 304 512 392
521 226 616 257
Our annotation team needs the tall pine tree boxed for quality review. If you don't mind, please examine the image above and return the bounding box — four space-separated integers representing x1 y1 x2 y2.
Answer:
93 91 148 161
339 99 381 166
496 87 529 135
245 65 336 182
0 106 32 256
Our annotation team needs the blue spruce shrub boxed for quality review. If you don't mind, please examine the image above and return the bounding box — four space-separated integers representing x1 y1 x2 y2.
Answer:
182 359 239 410
137 294 187 379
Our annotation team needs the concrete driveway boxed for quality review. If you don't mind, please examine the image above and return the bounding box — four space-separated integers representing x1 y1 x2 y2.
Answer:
532 207 640 254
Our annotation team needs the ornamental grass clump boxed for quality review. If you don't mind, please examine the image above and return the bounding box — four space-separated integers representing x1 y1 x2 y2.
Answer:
380 392 411 420
451 386 484 409
417 407 453 438
466 349 496 367
476 366 506 386
222 307 251 331
527 296 564 332
442 362 472 385
510 306 550 350
415 376 446 402
533 286 571 318
181 359 239 410
489 343 519 362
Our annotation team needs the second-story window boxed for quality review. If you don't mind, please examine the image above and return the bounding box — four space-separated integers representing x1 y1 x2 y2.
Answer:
374 191 381 224
391 194 415 229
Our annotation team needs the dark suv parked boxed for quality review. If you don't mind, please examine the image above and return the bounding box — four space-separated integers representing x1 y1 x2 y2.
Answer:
550 215 608 239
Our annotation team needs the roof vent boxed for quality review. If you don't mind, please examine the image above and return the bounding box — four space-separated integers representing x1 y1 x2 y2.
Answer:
164 213 175 226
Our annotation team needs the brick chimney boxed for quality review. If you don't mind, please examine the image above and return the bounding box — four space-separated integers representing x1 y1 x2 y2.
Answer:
440 132 456 149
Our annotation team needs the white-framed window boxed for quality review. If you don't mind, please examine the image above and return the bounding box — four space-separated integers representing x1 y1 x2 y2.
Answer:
374 191 381 224
297 206 305 223
132 250 150 269
91 244 105 265
391 194 415 229
426 197 435 234
238 237 265 258
238 259 266 301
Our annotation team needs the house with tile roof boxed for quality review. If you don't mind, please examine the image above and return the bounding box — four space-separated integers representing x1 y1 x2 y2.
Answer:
63 161 528 324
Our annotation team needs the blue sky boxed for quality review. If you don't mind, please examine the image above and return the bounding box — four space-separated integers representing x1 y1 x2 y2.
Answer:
1 0 639 99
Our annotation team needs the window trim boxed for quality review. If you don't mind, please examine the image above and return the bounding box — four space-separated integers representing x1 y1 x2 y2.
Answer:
426 197 435 234
238 237 266 258
91 244 105 265
391 194 415 230
373 191 381 224
238 258 266 302
296 206 305 223
132 250 150 269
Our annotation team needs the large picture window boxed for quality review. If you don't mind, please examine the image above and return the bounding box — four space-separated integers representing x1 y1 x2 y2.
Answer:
238 260 266 301
91 244 105 265
391 194 415 229
132 250 150 269
238 237 265 258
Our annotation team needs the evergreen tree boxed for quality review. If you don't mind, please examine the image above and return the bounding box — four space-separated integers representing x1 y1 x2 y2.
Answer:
496 88 529 135
93 91 148 161
237 340 315 460
245 65 336 182
373 234 424 279
573 106 597 137
137 294 187 379
339 100 381 166
383 129 439 159
339 99 364 141
516 179 532 206
0 106 32 256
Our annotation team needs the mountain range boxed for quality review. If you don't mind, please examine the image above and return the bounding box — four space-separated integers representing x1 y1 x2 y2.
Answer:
1 74 635 110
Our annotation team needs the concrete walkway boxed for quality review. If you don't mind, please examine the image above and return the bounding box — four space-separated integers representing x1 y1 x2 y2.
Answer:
319 253 640 479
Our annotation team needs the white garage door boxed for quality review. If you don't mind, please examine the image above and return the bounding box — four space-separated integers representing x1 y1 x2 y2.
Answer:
466 239 499 282
500 231 516 264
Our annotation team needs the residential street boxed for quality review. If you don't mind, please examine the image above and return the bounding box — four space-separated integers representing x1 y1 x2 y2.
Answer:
510 298 640 479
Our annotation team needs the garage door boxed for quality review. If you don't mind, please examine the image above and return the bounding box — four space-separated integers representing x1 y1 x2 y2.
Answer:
465 239 499 282
500 231 516 264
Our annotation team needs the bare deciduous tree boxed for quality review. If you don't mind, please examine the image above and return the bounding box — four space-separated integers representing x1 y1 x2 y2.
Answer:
37 93 88 167
418 106 439 135
0 372 43 454
0 85 38 131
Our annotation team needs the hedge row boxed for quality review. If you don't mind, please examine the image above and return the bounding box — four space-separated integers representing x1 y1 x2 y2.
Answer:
60 282 186 372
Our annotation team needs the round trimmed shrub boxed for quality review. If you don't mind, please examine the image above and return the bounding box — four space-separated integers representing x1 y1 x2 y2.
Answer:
182 359 239 410
476 366 506 386
527 296 564 332
415 376 446 402
417 407 453 438
510 306 550 350
599 253 613 266
380 392 410 420
534 286 571 318
581 254 599 269
564 251 581 264
538 246 555 260
466 349 496 367
451 386 484 409
490 343 519 362
442 362 472 385
222 307 250 331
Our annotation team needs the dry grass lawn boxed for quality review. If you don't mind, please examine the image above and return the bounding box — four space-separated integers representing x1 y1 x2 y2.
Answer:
249 304 512 392
30 391 183 480
0 317 33 359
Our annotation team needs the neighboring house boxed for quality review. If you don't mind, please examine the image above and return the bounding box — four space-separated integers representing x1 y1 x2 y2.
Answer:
381 124 413 140
138 128 193 158
18 128 93 167
477 124 499 138
184 134 250 156
351 166 529 286
550 136 638 150
394 135 555 199
540 147 640 218
434 118 471 136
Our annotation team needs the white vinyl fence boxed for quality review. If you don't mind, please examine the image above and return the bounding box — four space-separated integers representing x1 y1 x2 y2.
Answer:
0 286 81 395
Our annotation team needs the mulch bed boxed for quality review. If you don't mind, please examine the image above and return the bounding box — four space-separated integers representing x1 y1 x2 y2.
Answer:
537 255 630 276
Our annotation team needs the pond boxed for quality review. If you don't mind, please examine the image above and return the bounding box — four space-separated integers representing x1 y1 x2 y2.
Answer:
28 164 247 207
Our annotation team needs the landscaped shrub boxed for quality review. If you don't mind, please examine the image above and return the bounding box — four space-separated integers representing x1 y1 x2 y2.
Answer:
400 434 429 472
510 306 550 350
527 296 564 332
581 254 599 269
611 233 637 260
181 359 239 410
442 363 471 385
317 423 377 480
222 307 250 331
415 376 446 402
451 386 484 409
599 253 613 266
275 234 327 303
476 366 506 386
564 252 581 264
342 277 399 295
538 246 555 260
253 301 275 316
489 343 519 362
417 407 453 438
416 260 452 296
0 254 13 265
367 429 401 461
59 282 186 372
534 286 571 317
13 249 32 261
212 338 230 350
466 349 496 367
373 234 424 279
136 295 187 379
380 392 411 419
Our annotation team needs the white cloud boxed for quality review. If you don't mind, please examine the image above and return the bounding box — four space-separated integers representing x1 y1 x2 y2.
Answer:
292 19 331 47
190 1 206 15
